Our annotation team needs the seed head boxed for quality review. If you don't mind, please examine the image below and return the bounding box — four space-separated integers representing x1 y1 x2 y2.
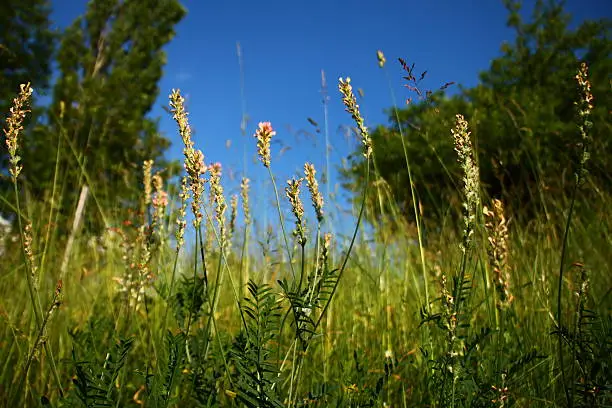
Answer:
229 194 238 244
209 162 227 251
574 62 593 186
452 114 480 252
339 77 372 158
175 176 189 250
143 160 154 206
317 232 332 274
151 172 168 233
240 177 251 225
254 121 276 168
23 222 38 290
286 177 306 245
4 83 33 179
169 89 207 226
483 199 513 309
304 162 324 223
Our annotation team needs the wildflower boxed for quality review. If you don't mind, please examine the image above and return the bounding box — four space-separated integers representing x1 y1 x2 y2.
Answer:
229 194 238 244
300 306 312 317
240 177 251 225
254 121 276 168
152 173 168 209
483 199 513 309
152 172 168 234
317 232 332 273
304 162 324 223
452 114 480 252
285 177 306 245
175 176 189 250
491 373 509 408
574 62 593 186
339 77 372 158
23 222 38 290
169 89 207 226
143 160 154 206
209 162 227 251
4 83 33 179
136 223 153 302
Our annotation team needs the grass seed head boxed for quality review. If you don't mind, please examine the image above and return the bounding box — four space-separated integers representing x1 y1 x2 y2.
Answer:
339 77 372 158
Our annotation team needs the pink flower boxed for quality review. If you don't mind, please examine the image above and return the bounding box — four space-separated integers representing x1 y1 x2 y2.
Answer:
209 162 222 175
258 122 276 137
255 122 275 167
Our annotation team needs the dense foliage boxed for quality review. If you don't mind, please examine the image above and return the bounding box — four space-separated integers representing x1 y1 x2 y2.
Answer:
342 0 611 227
0 0 55 201
1 0 185 231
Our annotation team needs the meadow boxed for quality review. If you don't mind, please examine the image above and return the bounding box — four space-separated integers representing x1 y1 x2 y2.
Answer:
0 61 610 408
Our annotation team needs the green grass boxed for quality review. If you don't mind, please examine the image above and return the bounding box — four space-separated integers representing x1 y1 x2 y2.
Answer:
0 65 610 408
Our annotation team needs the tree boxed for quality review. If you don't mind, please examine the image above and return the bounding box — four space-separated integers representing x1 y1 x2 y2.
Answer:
473 0 611 205
0 0 55 209
23 0 186 230
342 0 611 228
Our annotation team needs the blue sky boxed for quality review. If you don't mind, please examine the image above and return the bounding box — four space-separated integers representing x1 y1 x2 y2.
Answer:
50 0 610 233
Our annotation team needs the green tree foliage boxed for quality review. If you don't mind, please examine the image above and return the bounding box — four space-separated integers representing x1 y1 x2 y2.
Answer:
342 0 611 227
0 0 55 205
23 0 185 230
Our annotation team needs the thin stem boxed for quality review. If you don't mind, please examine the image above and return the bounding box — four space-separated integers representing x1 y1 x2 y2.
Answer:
320 70 332 233
313 159 370 334
12 180 64 398
557 181 579 408
267 166 297 280
239 222 250 297
184 224 201 364
383 67 430 309
161 247 181 337
39 129 63 284
13 182 41 325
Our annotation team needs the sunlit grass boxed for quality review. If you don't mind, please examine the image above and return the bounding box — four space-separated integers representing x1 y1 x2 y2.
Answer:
0 62 610 408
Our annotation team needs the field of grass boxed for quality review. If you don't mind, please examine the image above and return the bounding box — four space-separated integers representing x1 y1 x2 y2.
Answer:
0 64 610 407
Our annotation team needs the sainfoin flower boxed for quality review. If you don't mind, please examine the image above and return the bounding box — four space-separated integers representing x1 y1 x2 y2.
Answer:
452 114 479 252
4 83 33 179
304 162 324 223
169 89 207 226
254 121 276 168
286 177 306 245
209 162 228 251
